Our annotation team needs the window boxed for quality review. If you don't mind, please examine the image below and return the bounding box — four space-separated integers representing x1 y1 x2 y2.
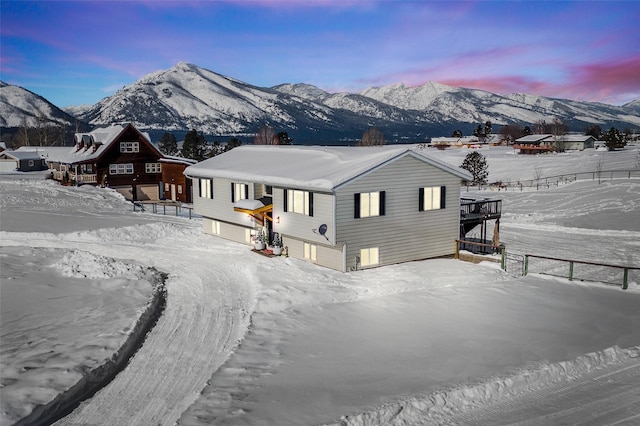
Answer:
178 185 183 194
145 163 162 173
284 189 313 216
211 220 221 235
360 247 379 267
354 191 385 218
199 178 213 199
419 186 446 211
304 242 317 261
109 163 134 175
164 183 169 191
264 184 273 196
120 142 139 153
28 160 35 167
231 182 249 202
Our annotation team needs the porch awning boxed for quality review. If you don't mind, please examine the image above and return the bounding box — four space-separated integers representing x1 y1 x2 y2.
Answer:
233 198 273 216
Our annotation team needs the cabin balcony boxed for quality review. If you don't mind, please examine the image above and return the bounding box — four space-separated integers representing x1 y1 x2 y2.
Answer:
460 198 502 224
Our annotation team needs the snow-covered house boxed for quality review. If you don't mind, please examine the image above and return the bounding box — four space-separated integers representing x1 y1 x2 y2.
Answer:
159 155 197 203
0 150 47 172
184 145 471 272
514 134 595 154
17 124 165 200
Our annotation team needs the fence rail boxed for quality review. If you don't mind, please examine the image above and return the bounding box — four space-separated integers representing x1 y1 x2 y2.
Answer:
523 254 638 290
465 168 640 191
133 201 195 219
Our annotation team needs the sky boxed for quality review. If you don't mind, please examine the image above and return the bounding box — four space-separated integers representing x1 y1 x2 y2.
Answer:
1 0 639 108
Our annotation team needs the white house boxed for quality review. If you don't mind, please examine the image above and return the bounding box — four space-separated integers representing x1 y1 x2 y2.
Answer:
184 145 471 272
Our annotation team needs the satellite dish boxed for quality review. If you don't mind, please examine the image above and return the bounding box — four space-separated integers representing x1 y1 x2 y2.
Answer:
312 224 329 241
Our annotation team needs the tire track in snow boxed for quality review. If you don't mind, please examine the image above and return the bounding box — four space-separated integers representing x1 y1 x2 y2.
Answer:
446 357 640 425
3 225 257 426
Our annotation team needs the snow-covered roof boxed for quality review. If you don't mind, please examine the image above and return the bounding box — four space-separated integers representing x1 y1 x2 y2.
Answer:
563 134 596 142
159 155 197 165
15 124 155 164
0 150 43 161
515 134 553 143
184 145 471 192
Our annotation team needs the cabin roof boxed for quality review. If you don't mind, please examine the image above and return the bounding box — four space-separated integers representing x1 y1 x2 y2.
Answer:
184 145 471 192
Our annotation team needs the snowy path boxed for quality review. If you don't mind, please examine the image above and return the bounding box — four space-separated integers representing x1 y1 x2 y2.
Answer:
445 356 640 425
2 223 257 426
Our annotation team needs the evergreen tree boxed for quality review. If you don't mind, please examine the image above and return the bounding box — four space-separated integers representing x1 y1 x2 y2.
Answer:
181 129 208 161
522 125 532 136
585 125 602 139
603 127 626 151
460 151 489 185
451 129 463 138
276 131 293 145
225 137 242 152
158 132 178 156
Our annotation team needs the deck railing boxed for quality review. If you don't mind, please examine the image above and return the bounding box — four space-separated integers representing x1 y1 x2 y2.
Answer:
460 198 502 221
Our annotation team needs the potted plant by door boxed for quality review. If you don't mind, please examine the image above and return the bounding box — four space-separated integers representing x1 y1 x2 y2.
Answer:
254 230 265 250
271 232 283 255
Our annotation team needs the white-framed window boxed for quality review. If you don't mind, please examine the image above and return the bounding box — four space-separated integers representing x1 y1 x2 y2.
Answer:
211 220 221 235
264 184 273 196
304 242 317 262
419 186 446 211
199 178 213 199
164 183 169 191
178 185 183 194
109 163 134 175
28 160 35 167
354 191 385 218
145 163 162 173
360 247 379 267
284 189 313 216
232 182 249 202
120 142 139 153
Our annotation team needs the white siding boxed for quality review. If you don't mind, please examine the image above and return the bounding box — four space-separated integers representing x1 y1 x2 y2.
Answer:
193 177 259 227
282 235 345 271
335 154 462 270
271 187 336 246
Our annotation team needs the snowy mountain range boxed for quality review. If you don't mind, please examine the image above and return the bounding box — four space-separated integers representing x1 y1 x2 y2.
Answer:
2 62 639 143
0 81 80 128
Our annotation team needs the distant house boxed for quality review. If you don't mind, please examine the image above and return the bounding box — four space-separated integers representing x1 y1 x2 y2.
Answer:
0 150 47 172
17 124 165 200
159 156 197 203
184 145 471 272
514 134 595 154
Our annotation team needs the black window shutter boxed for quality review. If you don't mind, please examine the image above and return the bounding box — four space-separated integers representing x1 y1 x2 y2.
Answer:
231 183 235 202
283 189 288 212
354 193 361 218
244 184 248 199
379 191 386 216
197 179 201 198
440 186 446 209
419 187 425 211
208 179 212 198
308 192 314 217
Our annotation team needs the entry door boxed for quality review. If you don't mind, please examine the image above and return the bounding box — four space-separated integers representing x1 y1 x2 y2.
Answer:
170 184 177 201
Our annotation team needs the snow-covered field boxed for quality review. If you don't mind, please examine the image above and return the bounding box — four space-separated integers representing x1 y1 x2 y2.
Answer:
1 145 639 425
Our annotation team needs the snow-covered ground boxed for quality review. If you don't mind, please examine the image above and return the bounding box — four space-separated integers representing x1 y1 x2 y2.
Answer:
1 145 639 425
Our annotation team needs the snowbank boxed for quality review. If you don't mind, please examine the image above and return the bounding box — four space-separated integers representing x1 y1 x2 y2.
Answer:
333 345 640 426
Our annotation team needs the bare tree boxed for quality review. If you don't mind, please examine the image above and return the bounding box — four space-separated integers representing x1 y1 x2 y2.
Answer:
551 118 568 152
357 127 385 146
254 125 276 145
13 117 31 148
534 119 547 135
498 124 523 145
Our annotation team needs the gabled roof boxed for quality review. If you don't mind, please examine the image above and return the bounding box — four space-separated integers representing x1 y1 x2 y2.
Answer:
184 145 471 192
0 150 43 161
15 124 157 165
159 155 198 166
563 134 596 142
515 134 553 143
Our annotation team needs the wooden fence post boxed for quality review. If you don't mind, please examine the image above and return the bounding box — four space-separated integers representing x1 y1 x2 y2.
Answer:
623 268 629 290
